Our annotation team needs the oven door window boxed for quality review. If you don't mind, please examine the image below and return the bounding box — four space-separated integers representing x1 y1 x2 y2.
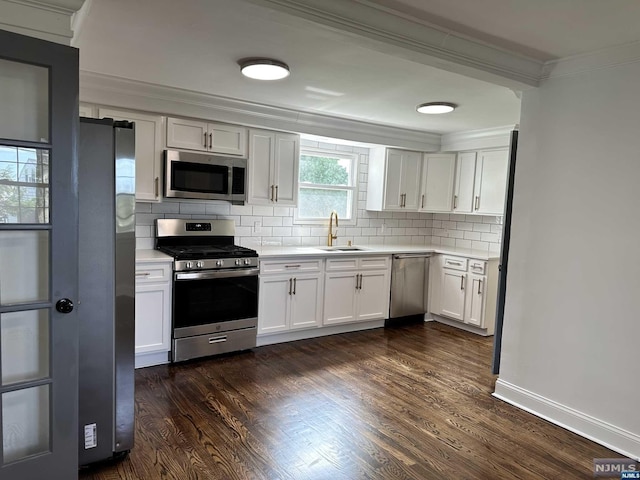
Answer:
174 274 258 328
171 161 229 194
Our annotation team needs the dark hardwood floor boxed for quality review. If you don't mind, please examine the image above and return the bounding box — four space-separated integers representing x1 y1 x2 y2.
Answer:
80 322 618 479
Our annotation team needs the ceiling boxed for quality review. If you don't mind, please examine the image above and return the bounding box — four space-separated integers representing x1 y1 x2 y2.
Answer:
74 0 640 136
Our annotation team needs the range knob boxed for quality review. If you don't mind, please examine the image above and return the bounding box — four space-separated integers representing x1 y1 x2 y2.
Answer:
235 259 241 266
244 259 251 265
216 260 223 267
186 261 193 269
196 261 204 268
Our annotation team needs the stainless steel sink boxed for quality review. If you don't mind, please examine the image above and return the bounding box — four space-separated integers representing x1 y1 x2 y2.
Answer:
318 246 368 251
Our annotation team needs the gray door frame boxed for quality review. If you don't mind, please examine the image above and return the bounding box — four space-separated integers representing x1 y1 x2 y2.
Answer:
0 29 79 480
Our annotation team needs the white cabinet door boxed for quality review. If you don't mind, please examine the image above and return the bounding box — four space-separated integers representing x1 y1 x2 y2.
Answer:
323 272 358 325
440 269 466 321
383 149 404 210
453 151 477 213
474 149 508 215
79 102 95 117
290 274 322 330
209 122 247 157
99 107 164 202
356 271 389 321
465 274 485 327
166 117 208 151
401 150 423 210
248 129 275 204
135 283 171 354
258 276 290 335
273 133 299 205
420 153 456 212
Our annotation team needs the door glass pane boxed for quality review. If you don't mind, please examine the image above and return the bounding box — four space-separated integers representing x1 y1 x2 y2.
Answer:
2 385 50 463
0 146 49 224
0 231 49 305
0 59 49 143
1 310 49 385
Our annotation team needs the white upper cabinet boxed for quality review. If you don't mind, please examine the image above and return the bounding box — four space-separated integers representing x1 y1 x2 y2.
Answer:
473 149 509 215
453 151 477 213
247 129 299 206
367 148 422 211
452 148 508 215
166 117 247 157
98 107 164 203
419 153 456 212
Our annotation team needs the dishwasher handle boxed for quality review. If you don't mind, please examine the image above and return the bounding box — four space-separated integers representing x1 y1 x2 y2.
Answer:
393 254 432 259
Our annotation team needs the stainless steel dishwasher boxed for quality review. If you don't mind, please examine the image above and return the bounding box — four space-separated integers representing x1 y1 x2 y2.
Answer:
389 253 431 318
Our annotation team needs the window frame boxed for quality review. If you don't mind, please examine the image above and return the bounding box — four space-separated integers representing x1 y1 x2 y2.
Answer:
293 147 359 226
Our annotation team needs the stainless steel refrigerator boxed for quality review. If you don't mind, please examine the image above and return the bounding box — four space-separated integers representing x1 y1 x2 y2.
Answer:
77 117 136 465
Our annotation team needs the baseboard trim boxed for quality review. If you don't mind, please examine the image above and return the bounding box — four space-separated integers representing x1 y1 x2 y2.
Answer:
135 350 170 369
431 314 492 336
257 320 385 346
494 379 640 461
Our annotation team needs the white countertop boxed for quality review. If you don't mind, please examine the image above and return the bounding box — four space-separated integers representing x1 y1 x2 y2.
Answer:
136 249 173 263
256 244 499 260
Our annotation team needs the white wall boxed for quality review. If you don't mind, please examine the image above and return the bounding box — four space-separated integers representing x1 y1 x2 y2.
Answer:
495 61 640 459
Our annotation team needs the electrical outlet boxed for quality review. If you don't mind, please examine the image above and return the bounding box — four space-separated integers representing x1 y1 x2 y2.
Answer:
253 221 261 234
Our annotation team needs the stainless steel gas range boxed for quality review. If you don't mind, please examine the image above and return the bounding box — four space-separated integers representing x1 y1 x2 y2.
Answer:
156 219 258 362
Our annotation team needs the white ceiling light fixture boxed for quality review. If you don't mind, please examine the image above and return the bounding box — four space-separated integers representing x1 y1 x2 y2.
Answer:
239 58 290 80
416 102 457 114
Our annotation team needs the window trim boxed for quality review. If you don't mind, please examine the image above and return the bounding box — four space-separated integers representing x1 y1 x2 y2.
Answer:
293 147 358 226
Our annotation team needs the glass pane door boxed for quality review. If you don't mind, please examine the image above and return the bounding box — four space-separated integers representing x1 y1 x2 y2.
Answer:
0 29 79 479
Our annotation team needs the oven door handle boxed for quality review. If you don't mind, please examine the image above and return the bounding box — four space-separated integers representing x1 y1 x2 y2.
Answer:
175 268 260 281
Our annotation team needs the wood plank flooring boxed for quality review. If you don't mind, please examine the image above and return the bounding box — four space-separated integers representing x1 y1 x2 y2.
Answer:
80 322 619 479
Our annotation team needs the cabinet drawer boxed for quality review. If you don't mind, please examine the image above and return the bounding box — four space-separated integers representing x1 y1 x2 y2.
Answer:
135 263 172 283
358 256 390 270
468 260 486 275
260 258 323 274
326 257 359 271
442 256 468 271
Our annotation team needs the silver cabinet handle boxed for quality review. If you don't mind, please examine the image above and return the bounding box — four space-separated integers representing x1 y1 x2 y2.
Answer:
135 272 150 277
208 336 227 344
284 265 301 269
453 195 458 209
359 274 363 290
460 275 464 290
477 278 482 295
209 132 213 149
421 194 425 209
270 185 274 202
293 277 297 295
475 196 480 210
275 185 278 202
288 278 292 295
447 260 463 266
154 176 159 198
204 131 207 149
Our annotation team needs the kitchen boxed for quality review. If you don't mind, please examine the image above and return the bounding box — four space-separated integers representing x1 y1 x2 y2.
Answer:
1 0 637 478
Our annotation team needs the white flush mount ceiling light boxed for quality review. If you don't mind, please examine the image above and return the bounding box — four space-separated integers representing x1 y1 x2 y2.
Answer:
239 58 290 80
416 102 457 114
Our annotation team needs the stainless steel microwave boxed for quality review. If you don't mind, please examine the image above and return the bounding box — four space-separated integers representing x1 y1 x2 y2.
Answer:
164 149 246 204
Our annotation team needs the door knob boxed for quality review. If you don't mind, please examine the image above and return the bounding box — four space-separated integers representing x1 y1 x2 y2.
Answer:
56 298 74 314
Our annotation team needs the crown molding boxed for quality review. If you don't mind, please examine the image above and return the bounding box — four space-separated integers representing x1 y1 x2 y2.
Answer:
244 0 543 89
541 40 640 81
440 125 517 152
0 0 84 44
79 71 442 151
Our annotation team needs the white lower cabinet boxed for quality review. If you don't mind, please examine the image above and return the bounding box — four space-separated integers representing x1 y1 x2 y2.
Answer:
135 260 172 366
431 255 498 335
258 260 323 335
323 256 391 326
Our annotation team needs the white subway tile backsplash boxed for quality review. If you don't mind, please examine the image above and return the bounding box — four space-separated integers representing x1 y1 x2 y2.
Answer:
463 231 482 241
135 202 152 213
135 225 152 238
471 240 489 252
472 223 491 233
179 202 206 214
205 202 230 215
136 237 154 250
455 239 472 249
273 207 292 217
230 205 253 216
262 216 283 227
481 233 501 243
283 237 302 246
272 227 292 237
252 206 274 216
151 202 180 214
